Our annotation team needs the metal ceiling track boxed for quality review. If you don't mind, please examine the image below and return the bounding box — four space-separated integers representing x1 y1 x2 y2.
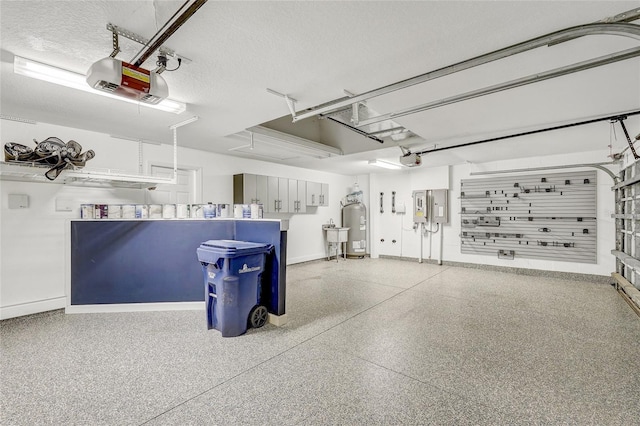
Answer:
130 0 207 68
413 110 640 157
291 10 640 125
354 46 640 128
470 162 619 184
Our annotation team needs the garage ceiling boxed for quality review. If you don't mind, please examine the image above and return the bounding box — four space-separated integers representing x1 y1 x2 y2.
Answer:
1 1 639 174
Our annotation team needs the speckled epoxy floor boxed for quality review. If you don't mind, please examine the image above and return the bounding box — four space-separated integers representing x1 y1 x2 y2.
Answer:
2 258 639 425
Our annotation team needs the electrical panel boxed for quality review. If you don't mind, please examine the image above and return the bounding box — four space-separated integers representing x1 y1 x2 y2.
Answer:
431 189 449 224
412 190 428 223
412 189 449 224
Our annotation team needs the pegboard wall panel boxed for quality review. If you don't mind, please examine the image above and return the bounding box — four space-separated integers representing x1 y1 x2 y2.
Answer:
460 170 597 263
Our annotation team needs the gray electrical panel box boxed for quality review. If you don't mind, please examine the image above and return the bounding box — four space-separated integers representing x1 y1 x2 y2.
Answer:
430 189 449 224
412 190 428 223
412 189 449 224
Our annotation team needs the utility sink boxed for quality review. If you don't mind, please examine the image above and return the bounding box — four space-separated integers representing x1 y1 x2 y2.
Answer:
325 227 349 243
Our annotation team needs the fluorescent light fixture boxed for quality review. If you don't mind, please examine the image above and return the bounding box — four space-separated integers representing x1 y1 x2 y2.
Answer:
13 56 186 114
368 159 402 170
244 126 343 159
0 114 36 124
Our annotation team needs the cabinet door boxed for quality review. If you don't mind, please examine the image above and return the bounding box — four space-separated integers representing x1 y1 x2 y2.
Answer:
278 177 289 213
288 179 298 212
298 180 307 213
244 174 257 203
320 183 329 206
288 180 307 213
306 181 320 206
267 176 280 213
234 173 256 204
255 175 268 206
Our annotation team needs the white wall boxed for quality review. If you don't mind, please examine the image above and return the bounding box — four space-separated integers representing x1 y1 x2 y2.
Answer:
370 165 450 259
0 120 354 319
1 119 619 319
369 150 617 276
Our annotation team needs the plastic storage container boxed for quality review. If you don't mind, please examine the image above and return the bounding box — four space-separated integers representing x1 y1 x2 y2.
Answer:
196 240 272 337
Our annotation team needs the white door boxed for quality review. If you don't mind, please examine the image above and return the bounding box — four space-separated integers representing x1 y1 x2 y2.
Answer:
146 166 195 204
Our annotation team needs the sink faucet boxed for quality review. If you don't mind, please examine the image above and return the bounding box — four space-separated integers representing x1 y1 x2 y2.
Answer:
329 218 334 225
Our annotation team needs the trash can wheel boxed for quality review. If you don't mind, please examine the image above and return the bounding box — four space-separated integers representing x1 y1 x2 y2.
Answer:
249 305 269 328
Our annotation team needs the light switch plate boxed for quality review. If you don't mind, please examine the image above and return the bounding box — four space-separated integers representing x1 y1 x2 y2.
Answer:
8 194 29 209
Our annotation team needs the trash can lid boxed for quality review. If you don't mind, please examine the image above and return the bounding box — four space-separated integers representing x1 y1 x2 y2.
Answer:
198 239 271 257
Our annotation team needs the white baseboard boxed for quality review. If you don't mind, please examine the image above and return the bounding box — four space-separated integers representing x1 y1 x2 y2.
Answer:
0 297 66 320
287 253 326 265
65 301 205 314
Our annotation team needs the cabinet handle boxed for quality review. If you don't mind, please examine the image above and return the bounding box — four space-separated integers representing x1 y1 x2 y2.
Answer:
274 200 278 211
312 194 315 204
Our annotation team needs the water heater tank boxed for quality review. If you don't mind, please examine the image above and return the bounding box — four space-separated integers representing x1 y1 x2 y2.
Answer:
342 202 367 258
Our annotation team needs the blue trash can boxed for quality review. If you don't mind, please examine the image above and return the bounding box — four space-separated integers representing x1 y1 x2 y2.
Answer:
197 240 272 337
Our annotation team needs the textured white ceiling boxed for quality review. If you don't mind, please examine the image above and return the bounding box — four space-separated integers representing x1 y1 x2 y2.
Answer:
1 1 639 174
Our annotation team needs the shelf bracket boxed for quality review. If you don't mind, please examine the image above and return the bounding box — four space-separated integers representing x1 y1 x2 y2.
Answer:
110 26 120 58
106 23 191 64
267 88 297 118
343 90 362 126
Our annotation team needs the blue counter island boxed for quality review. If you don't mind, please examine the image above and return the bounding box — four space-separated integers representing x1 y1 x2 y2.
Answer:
66 219 287 322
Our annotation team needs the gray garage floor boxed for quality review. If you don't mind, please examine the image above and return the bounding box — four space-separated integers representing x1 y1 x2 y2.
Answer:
2 258 639 425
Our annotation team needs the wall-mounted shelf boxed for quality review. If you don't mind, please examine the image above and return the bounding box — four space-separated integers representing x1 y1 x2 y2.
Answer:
0 161 173 189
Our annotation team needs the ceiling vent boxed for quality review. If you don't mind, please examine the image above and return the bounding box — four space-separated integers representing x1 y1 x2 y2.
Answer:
86 57 168 105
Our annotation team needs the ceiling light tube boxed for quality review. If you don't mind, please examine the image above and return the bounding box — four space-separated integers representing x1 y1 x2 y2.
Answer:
13 56 186 114
368 159 402 170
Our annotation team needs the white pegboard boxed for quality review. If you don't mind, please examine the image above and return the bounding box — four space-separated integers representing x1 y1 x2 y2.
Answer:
460 170 597 264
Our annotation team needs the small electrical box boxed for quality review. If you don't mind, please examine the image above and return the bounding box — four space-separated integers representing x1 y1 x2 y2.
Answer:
412 190 428 223
8 194 29 209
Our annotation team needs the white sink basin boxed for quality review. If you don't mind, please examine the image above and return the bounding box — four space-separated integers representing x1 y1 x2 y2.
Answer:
326 227 349 243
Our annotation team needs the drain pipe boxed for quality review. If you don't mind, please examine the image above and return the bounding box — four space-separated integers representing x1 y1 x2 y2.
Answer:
428 220 433 259
418 222 424 263
438 225 444 266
